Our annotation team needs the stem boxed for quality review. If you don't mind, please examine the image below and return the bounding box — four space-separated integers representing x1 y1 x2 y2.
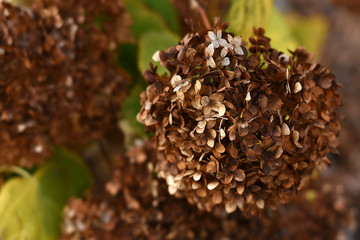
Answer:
190 0 211 29
0 166 32 178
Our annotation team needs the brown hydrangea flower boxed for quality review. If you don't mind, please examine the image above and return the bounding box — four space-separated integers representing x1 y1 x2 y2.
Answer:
0 1 129 166
60 141 355 240
138 20 342 215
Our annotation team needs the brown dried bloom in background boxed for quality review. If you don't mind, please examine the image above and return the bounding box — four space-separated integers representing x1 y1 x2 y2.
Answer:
138 19 342 215
0 1 129 166
60 141 355 240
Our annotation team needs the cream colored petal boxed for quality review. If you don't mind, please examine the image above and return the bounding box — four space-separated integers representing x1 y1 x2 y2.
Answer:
282 123 290 135
215 102 226 116
201 96 209 106
234 45 244 55
245 91 251 101
207 57 216 68
220 129 226 139
171 74 182 87
219 38 228 47
196 125 205 134
221 57 230 66
207 181 219 190
168 185 177 195
234 36 242 46
152 50 161 62
173 84 183 92
225 200 237 213
212 40 220 49
227 34 233 43
197 120 207 129
205 43 214 57
208 31 216 41
166 175 175 185
216 30 222 39
144 100 152 110
193 172 202 181
293 82 302 93
207 138 215 147
195 80 201 94
169 113 173 125
221 47 228 58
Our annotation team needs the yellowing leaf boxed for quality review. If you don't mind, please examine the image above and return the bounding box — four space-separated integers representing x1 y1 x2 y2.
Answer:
0 148 92 240
227 0 274 41
286 14 329 59
8 0 32 7
226 1 328 57
266 7 299 54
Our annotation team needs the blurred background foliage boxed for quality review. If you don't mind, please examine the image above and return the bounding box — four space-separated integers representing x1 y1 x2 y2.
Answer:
0 148 92 239
0 0 352 239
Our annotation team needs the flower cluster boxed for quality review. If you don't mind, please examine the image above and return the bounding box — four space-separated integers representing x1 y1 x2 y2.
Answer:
0 1 129 166
138 21 342 214
60 141 355 240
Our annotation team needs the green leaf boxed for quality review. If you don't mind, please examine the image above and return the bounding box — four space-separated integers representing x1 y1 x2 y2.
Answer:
0 148 92 240
117 43 141 84
117 43 148 137
227 0 274 42
122 0 170 39
138 30 179 75
52 148 93 197
142 0 180 33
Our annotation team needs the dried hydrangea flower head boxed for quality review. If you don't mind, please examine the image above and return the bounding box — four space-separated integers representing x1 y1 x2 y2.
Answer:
138 20 342 215
61 142 355 240
0 1 128 166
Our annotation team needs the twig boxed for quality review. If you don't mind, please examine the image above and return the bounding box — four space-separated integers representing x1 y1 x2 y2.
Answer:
190 0 211 29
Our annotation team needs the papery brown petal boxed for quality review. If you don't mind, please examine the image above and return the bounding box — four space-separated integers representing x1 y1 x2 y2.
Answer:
215 142 226 153
234 169 246 182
